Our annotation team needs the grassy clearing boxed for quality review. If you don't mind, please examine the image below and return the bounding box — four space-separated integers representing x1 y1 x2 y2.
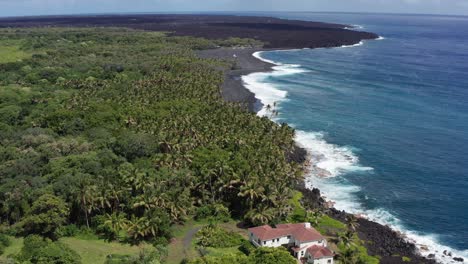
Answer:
204 246 243 257
287 191 307 222
0 41 30 63
0 236 151 264
316 215 347 234
60 237 151 264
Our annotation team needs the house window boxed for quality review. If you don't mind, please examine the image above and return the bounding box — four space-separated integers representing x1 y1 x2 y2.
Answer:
287 235 291 239
301 251 305 256
263 241 266 245
277 238 280 242
258 239 261 244
328 260 332 264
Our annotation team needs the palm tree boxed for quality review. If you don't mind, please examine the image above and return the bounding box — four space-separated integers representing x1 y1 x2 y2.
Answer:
75 180 96 228
346 215 359 232
126 216 150 243
306 209 323 227
103 212 128 241
337 231 356 248
238 180 264 210
245 204 275 226
336 248 359 264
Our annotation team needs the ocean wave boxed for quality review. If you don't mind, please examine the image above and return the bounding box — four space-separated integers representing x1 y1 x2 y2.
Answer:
246 49 468 264
296 130 372 177
345 24 364 30
252 51 281 65
340 41 364 48
243 52 308 116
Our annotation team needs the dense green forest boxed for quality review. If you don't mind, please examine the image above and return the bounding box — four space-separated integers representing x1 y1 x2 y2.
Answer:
0 28 303 262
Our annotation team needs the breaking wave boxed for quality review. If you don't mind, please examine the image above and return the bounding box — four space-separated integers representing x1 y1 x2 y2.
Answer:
242 46 468 264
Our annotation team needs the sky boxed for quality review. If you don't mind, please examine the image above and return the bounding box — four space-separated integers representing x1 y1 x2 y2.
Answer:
1 0 468 17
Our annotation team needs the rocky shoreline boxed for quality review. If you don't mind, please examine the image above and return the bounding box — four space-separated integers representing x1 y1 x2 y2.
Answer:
199 45 442 264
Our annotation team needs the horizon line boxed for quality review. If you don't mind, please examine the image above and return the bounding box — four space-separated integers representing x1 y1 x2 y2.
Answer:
0 11 467 20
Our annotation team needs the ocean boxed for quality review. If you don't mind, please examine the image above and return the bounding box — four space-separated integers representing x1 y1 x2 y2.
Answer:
241 13 468 263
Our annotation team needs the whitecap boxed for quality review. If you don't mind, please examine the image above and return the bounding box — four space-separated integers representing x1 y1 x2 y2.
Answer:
242 53 308 117
344 24 364 30
295 130 372 177
340 41 364 48
246 49 468 264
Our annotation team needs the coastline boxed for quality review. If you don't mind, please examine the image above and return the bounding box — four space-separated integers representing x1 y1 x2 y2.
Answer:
199 44 441 264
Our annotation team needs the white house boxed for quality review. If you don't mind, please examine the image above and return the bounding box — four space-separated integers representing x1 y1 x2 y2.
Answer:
248 222 334 264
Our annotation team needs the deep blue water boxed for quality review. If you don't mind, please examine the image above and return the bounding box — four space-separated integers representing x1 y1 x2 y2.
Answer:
243 13 468 261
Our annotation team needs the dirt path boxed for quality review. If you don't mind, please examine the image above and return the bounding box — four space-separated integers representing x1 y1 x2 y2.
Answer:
183 226 202 252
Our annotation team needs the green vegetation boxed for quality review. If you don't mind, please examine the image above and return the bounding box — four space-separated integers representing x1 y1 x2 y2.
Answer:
0 235 158 264
195 223 244 248
15 235 81 264
316 215 348 234
0 41 31 63
0 27 382 263
336 231 380 264
402 256 412 262
0 233 11 255
0 27 301 263
287 191 307 222
187 247 296 264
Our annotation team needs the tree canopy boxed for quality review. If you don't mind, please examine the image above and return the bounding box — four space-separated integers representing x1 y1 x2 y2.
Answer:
0 27 301 245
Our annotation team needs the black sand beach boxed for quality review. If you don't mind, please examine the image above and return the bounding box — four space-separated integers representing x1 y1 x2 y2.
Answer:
198 48 272 112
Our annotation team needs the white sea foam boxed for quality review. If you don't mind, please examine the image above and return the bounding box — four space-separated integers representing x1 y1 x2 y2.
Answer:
243 52 309 116
377 36 386 40
252 51 281 65
296 130 373 177
245 50 468 264
340 41 364 48
345 24 364 30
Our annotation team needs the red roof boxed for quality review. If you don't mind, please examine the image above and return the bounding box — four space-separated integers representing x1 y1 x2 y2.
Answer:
307 245 334 259
248 223 323 242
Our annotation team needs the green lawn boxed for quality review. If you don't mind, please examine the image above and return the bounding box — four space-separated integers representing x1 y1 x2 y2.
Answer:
204 246 243 257
0 236 151 264
61 237 152 264
316 215 347 235
0 42 30 63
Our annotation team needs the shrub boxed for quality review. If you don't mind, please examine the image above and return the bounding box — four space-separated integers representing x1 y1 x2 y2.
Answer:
0 234 11 256
0 233 11 247
55 224 80 238
195 224 244 248
195 204 231 222
238 239 255 256
105 248 166 264
248 247 296 264
16 235 81 264
17 194 69 239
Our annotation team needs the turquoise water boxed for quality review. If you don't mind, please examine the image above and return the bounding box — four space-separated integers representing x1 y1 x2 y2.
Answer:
242 13 468 262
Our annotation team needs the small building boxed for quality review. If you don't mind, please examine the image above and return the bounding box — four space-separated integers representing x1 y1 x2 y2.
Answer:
248 222 334 264
305 245 335 264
